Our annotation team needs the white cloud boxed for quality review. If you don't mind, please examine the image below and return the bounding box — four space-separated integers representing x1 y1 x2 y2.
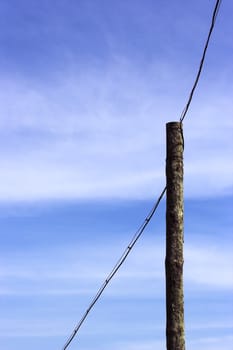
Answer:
1 237 232 298
1 208 232 347
0 57 232 201
185 244 233 289
187 335 233 350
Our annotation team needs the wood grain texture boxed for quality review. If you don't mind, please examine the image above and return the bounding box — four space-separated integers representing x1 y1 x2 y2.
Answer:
166 122 185 350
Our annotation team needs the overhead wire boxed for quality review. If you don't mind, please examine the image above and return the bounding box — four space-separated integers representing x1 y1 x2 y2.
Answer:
62 186 166 350
61 0 222 348
180 0 222 123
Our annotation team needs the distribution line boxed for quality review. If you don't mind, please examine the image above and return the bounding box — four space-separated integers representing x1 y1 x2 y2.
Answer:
62 186 166 350
180 0 222 123
61 0 222 348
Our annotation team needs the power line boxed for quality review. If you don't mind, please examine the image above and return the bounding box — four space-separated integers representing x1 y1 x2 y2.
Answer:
62 186 166 350
61 1 222 348
180 0 222 123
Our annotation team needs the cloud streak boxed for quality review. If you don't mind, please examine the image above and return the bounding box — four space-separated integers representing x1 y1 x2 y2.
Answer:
0 58 232 201
1 238 232 298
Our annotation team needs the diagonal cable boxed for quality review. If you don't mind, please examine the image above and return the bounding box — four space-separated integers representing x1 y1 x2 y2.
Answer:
62 186 166 350
180 0 222 123
61 0 222 348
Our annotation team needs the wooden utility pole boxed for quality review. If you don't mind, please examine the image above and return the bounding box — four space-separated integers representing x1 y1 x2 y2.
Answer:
165 122 185 350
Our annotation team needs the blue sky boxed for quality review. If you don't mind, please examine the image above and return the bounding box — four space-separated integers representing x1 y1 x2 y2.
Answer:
0 0 232 349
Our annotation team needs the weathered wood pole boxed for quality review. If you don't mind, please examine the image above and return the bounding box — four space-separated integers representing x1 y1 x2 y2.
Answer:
165 122 185 350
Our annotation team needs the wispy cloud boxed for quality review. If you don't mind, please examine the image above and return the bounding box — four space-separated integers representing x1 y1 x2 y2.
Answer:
185 244 233 289
187 335 233 350
1 238 232 298
0 58 232 201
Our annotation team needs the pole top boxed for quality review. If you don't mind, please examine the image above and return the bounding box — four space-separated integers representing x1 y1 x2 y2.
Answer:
166 121 182 127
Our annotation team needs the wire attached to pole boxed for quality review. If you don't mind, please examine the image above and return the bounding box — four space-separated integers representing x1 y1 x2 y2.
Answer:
62 186 166 350
60 1 222 348
180 0 222 123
